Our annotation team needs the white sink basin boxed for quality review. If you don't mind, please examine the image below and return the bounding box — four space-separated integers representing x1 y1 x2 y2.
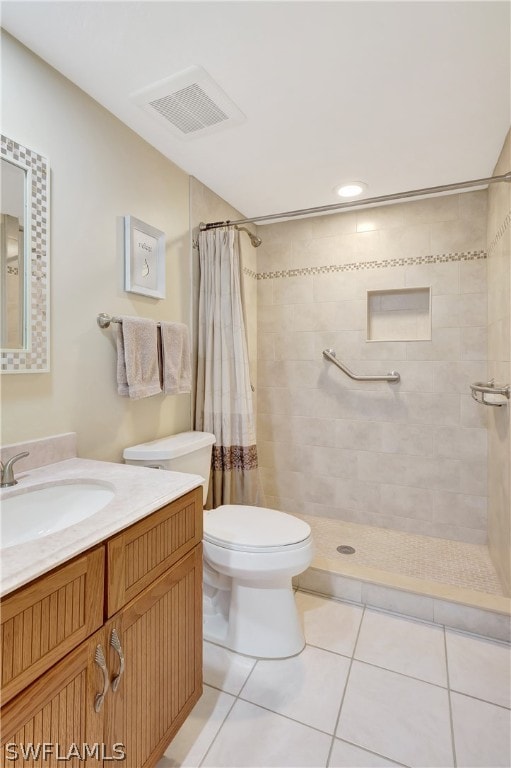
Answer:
1 482 115 548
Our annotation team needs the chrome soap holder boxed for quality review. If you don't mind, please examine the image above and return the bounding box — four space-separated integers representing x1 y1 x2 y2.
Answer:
470 380 510 407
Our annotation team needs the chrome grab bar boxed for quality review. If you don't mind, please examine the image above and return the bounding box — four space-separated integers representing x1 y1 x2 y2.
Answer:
322 349 400 383
470 380 510 407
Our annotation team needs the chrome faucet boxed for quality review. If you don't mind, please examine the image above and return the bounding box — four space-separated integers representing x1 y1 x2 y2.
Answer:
0 452 29 488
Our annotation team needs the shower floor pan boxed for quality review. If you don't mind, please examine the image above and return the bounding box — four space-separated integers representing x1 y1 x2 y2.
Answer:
294 514 510 643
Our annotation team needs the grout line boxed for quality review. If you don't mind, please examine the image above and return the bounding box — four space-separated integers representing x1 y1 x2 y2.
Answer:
325 604 366 767
444 625 511 648
235 656 259 699
236 684 336 739
295 586 365 611
198 650 261 767
361 602 440 628
197 688 238 768
344 654 453 695
448 689 511 712
444 626 458 768
333 737 411 768
304 641 355 662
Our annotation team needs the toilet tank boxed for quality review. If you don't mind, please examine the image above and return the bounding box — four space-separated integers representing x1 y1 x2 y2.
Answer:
123 431 216 505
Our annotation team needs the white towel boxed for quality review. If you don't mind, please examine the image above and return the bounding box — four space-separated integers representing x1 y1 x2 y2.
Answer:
160 321 191 395
116 317 161 399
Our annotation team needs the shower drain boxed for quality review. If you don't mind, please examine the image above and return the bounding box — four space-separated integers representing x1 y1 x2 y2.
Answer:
336 545 356 555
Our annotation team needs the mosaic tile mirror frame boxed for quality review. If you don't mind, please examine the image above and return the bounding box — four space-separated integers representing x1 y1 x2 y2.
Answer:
1 135 49 373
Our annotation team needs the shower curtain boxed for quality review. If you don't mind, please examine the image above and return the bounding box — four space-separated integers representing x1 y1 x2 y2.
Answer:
195 227 260 508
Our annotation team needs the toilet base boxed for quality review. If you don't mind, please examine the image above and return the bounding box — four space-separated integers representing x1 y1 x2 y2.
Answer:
203 576 305 659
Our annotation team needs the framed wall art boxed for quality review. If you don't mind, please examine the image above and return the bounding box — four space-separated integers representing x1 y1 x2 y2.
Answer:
124 215 165 299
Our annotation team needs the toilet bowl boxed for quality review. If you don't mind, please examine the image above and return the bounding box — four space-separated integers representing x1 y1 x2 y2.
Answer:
203 504 313 657
123 432 313 658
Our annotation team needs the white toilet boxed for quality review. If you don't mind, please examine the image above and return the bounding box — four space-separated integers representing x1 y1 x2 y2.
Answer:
123 431 313 658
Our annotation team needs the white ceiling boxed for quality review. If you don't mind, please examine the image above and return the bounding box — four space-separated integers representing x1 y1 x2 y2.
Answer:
2 1 510 221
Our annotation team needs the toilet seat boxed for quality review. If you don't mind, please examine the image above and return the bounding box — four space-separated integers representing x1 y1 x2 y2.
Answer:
204 504 311 553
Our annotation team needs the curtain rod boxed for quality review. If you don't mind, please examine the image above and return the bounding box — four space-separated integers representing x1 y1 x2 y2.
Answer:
199 171 511 230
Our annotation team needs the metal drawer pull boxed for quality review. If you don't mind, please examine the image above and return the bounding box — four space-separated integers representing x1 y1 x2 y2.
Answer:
94 644 110 712
110 628 125 692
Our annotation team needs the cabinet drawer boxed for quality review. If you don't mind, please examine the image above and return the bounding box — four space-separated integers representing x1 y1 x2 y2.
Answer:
107 487 202 616
0 547 104 706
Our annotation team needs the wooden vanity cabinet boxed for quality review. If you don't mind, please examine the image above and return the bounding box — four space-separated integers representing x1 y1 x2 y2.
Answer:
105 545 203 767
0 487 203 768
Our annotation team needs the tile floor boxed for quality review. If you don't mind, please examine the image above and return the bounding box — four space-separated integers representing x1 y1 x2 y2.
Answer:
157 590 511 768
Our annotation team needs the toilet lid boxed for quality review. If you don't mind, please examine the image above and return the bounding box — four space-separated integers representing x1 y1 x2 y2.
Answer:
203 505 311 551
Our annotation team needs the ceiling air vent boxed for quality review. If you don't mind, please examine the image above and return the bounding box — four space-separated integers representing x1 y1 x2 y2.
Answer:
131 65 245 140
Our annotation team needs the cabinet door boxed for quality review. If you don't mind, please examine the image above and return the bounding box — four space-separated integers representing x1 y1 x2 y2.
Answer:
105 545 203 768
1 626 112 767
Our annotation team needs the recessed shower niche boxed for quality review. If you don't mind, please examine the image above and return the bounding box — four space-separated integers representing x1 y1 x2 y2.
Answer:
366 286 431 342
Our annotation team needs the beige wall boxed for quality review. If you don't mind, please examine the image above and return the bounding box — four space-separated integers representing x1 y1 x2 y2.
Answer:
257 191 489 544
0 32 192 461
189 177 258 419
487 129 511 592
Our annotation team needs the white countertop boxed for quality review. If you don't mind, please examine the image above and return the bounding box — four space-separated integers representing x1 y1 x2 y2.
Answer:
0 458 204 597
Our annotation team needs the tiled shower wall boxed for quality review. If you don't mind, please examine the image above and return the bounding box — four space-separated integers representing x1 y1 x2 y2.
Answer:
487 130 511 592
256 191 489 544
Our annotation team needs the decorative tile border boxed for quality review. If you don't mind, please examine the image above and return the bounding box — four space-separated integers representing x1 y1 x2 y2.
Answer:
487 209 511 257
242 266 258 280
255 250 486 280
1 135 49 373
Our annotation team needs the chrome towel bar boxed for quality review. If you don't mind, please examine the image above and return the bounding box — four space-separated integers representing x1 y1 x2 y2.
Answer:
97 312 162 329
323 349 400 383
97 313 121 328
470 380 510 407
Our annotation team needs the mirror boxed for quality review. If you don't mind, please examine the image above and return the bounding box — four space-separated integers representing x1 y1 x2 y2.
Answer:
1 136 49 373
1 158 27 349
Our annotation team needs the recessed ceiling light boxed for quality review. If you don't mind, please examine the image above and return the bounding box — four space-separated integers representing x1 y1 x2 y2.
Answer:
334 182 367 198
